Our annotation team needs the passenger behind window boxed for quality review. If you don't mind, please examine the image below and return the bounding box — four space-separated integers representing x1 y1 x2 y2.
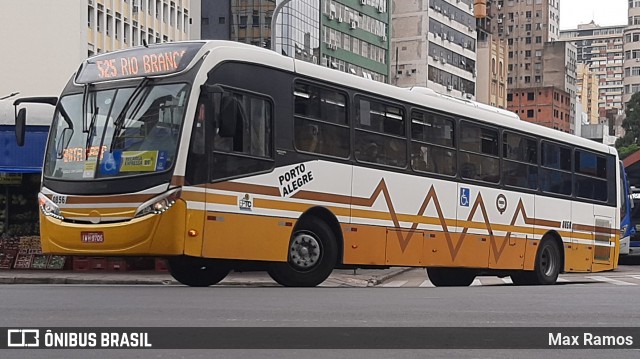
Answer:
362 142 381 163
296 123 320 153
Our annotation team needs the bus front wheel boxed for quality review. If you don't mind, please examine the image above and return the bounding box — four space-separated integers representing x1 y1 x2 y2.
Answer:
168 256 230 287
426 267 476 287
267 218 337 287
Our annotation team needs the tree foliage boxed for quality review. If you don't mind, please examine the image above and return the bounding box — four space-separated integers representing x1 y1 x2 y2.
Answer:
616 92 640 149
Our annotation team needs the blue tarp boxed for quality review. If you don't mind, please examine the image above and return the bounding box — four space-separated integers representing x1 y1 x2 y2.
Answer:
0 125 49 173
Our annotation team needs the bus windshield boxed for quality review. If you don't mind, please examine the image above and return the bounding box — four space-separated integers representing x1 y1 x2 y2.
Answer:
43 83 190 180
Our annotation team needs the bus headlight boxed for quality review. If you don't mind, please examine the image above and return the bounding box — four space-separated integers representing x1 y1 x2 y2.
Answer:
38 193 64 220
135 188 181 218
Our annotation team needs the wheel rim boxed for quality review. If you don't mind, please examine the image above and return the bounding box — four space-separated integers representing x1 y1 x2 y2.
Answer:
289 232 322 271
540 245 558 277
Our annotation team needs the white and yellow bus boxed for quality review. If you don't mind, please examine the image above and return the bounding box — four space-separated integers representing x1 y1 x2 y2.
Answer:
15 40 620 287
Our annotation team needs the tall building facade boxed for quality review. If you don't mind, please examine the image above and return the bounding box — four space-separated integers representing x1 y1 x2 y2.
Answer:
576 63 600 124
391 0 477 97
542 41 577 131
476 36 508 108
492 0 578 131
560 23 625 119
624 0 640 105
88 0 197 56
321 0 389 82
475 0 508 108
200 0 390 83
493 0 560 89
0 0 198 125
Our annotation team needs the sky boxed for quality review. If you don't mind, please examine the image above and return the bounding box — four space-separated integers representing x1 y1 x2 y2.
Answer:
559 0 628 30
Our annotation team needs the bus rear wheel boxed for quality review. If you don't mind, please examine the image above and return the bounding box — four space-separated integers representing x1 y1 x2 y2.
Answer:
426 267 476 287
511 237 561 285
168 256 230 287
267 218 337 287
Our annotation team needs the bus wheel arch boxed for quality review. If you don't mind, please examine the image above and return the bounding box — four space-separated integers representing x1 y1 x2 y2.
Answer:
167 255 231 287
295 207 344 264
542 230 565 273
267 207 341 287
512 231 564 285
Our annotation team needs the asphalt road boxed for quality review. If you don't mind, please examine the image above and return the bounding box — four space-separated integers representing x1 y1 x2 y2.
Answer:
2 266 640 359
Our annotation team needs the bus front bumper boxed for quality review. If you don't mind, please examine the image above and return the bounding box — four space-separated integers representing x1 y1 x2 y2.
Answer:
39 200 188 256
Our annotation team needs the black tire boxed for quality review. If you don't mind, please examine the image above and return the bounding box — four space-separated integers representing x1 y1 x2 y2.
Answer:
511 237 561 285
267 217 338 287
426 267 476 287
168 256 230 287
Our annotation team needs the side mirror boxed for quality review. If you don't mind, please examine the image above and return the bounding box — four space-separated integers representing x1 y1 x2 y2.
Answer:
218 95 243 138
15 108 26 147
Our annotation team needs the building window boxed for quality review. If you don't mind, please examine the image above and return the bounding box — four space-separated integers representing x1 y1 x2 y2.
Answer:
527 109 534 118
219 17 226 24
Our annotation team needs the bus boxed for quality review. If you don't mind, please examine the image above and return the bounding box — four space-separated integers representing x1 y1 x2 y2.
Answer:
628 187 640 255
619 163 634 255
15 40 621 287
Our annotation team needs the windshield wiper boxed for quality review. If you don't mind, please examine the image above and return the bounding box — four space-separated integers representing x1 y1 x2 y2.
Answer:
110 77 150 152
84 91 99 160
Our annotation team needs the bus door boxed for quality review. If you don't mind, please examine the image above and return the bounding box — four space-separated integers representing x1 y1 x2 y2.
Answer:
201 89 285 262
569 200 592 272
592 214 614 270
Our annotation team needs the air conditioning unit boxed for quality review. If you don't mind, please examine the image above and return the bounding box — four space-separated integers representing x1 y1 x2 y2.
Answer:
463 43 468 49
636 58 640 62
350 21 357 29
468 26 473 32
378 5 384 13
441 58 446 64
442 33 447 40
406 70 412 76
435 5 441 12
497 18 503 23
329 13 334 20
360 0 366 5
382 34 387 41
330 44 337 50
433 56 439 62
338 16 343 22
447 85 453 91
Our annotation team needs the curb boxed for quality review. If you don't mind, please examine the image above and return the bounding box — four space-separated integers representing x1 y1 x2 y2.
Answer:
364 267 414 287
0 267 414 286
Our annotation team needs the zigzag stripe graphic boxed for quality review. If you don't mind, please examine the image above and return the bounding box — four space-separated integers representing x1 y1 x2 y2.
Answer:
338 179 531 262
212 179 601 263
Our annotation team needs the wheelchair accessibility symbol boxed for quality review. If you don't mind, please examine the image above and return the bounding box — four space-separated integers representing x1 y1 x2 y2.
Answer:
460 188 470 207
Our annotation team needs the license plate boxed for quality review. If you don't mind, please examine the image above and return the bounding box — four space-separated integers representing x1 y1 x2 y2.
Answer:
81 232 104 243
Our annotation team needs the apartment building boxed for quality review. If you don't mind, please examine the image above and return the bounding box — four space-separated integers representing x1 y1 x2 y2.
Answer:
87 0 197 56
475 0 507 108
0 0 198 126
575 63 600 125
199 0 390 83
560 23 625 118
492 0 560 89
624 0 640 105
492 0 578 131
391 0 477 97
322 0 390 82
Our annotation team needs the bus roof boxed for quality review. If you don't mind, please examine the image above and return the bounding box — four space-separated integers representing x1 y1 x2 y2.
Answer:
86 40 616 156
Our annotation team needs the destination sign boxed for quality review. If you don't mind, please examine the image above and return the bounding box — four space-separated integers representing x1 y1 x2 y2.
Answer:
76 42 204 83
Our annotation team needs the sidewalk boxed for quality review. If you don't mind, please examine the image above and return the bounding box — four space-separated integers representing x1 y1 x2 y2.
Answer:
0 267 412 287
